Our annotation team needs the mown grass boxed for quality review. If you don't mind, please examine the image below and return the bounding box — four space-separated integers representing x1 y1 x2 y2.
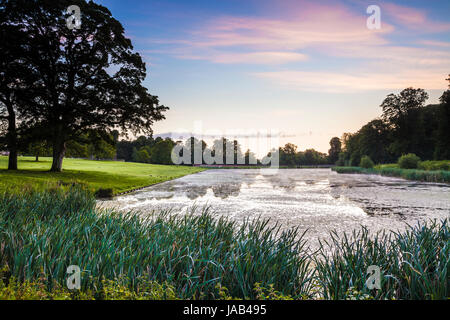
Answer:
0 188 448 300
0 156 204 195
333 166 450 183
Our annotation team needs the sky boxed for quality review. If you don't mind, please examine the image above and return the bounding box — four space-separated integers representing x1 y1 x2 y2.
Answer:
96 0 450 154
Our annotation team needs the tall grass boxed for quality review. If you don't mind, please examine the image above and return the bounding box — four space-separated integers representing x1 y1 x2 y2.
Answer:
0 188 448 300
314 220 449 300
0 187 313 299
333 166 450 183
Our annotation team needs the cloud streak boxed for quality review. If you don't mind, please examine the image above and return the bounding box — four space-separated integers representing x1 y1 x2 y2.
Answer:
145 0 450 91
254 70 449 93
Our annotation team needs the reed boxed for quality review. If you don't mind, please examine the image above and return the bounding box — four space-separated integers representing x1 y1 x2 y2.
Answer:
333 166 450 183
0 187 313 299
0 188 447 300
314 220 449 300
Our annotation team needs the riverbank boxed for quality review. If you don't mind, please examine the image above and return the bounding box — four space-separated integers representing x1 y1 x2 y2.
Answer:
333 166 450 183
1 188 448 300
0 156 204 196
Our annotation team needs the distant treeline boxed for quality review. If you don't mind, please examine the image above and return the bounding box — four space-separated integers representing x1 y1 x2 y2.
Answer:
336 78 450 166
1 131 333 166
112 136 332 166
4 77 448 167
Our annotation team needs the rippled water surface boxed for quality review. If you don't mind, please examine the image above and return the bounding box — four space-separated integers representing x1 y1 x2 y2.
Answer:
100 169 450 246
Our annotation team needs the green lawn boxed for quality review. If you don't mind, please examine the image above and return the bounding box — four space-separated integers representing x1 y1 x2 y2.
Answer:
0 156 204 195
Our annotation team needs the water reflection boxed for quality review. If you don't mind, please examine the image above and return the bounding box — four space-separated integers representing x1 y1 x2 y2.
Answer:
99 169 450 249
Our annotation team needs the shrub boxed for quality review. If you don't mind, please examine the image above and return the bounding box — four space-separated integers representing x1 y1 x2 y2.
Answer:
335 153 346 166
333 166 450 183
398 153 421 169
418 160 450 171
359 155 374 169
95 188 114 198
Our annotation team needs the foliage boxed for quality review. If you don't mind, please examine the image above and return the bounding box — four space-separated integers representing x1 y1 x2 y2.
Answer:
339 81 450 166
94 188 114 198
359 155 374 169
434 83 450 159
0 188 448 300
0 271 177 300
328 137 342 164
1 0 168 171
335 152 346 166
398 153 421 169
418 160 450 171
132 147 151 163
0 188 314 299
278 144 329 167
332 166 450 183
314 220 449 300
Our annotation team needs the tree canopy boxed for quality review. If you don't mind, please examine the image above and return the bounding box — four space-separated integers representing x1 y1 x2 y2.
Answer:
0 0 168 171
338 79 450 166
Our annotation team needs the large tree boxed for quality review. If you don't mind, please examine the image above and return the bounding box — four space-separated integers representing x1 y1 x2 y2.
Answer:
1 0 168 171
0 15 34 170
328 137 341 164
434 75 450 159
380 88 428 157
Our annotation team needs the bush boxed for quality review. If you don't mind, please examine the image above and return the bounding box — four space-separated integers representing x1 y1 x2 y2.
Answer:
95 188 114 198
335 153 346 166
333 166 450 183
398 153 421 169
418 160 450 171
359 155 374 169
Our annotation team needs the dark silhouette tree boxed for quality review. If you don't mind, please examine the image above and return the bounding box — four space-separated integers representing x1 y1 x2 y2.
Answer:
280 143 298 166
149 138 175 164
328 137 341 164
0 15 35 170
380 88 428 157
1 0 168 171
434 75 450 159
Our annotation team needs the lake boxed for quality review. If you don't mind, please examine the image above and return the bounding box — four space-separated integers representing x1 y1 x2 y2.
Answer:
100 169 450 248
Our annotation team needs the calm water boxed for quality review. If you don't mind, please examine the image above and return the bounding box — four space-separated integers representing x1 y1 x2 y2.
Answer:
99 169 450 247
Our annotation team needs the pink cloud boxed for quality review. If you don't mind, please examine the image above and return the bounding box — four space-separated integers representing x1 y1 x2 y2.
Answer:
254 70 449 92
152 1 393 65
419 40 450 48
177 51 308 64
383 2 450 32
144 0 450 91
187 3 392 50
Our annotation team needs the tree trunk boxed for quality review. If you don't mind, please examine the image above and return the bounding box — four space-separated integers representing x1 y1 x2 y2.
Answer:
8 147 17 170
6 110 17 170
50 138 66 172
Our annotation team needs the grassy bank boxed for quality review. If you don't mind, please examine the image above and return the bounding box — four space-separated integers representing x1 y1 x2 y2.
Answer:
0 156 204 195
0 188 448 300
333 166 450 183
